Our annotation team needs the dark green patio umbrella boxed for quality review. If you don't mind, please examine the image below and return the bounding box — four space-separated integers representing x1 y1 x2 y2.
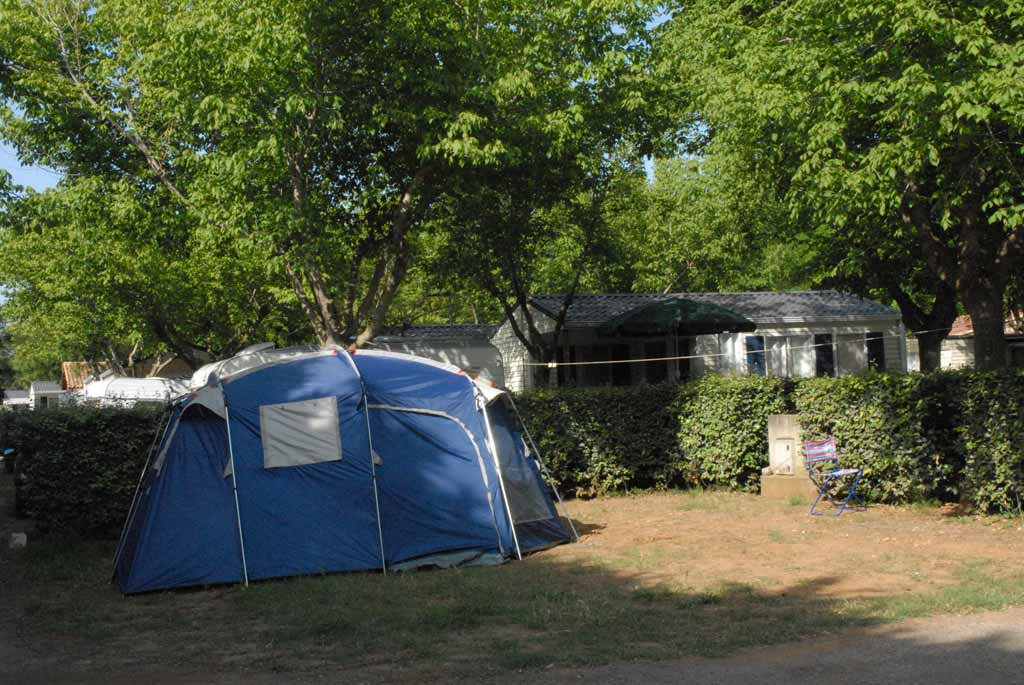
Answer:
596 297 756 337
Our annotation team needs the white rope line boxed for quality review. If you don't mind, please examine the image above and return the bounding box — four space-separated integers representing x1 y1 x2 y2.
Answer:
361 317 1021 370
521 324 971 368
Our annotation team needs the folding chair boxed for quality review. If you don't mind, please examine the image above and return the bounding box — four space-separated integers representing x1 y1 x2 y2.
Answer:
803 437 864 516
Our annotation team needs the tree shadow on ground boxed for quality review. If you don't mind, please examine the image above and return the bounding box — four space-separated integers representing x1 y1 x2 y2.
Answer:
567 517 605 536
512 612 1024 683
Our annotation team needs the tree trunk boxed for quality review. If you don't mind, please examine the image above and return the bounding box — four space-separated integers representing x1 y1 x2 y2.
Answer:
957 201 1009 371
962 293 1007 370
883 276 957 373
915 330 945 372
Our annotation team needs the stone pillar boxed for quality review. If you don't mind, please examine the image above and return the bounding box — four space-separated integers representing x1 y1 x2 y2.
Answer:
761 414 819 500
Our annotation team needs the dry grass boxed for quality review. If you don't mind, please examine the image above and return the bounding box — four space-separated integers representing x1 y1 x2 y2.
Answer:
6 487 1024 681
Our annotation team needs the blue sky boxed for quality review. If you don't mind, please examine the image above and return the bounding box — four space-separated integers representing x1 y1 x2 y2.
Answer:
0 141 60 191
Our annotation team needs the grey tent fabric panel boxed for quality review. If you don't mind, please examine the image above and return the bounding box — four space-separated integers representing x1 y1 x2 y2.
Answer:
259 396 342 468
485 404 558 524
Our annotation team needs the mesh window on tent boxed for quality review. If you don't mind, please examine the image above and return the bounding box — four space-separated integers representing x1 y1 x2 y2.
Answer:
259 396 342 468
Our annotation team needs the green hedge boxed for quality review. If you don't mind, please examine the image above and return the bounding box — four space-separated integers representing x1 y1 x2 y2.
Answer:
793 373 946 504
955 372 1024 513
514 384 683 497
2 370 1021 540
0 406 163 537
676 375 788 491
794 370 1024 511
518 370 1024 512
515 376 786 496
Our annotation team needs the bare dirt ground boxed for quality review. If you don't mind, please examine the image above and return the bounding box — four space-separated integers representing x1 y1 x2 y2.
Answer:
549 491 1024 600
4 472 1024 683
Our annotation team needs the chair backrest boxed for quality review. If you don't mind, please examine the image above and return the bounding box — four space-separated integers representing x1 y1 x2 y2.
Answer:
804 437 839 468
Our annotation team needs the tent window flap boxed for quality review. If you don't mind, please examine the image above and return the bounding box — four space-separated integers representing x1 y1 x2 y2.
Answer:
259 396 342 468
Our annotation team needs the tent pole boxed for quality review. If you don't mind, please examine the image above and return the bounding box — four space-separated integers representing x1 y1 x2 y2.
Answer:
341 349 387 574
480 397 523 561
224 405 250 587
507 396 580 543
362 399 388 575
111 404 174 575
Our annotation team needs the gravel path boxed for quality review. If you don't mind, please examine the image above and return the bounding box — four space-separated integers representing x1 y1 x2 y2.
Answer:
517 607 1024 685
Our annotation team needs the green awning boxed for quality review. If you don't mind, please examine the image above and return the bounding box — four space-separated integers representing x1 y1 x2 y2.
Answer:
597 297 757 337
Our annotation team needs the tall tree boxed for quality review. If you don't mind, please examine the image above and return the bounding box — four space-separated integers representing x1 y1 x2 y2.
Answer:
0 317 15 391
664 0 1024 369
428 2 661 379
1 0 656 352
0 176 300 374
631 155 817 294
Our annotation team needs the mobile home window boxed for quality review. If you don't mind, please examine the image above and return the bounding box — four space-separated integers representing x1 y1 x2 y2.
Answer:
644 341 668 384
556 346 577 386
611 344 631 386
745 336 766 376
866 332 886 371
814 334 836 377
578 346 610 386
1009 344 1024 368
677 337 693 381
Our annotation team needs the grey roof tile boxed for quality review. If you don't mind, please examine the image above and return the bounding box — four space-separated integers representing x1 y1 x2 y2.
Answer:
531 290 898 326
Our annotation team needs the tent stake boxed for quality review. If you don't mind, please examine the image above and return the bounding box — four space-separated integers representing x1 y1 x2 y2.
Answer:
507 396 580 543
224 405 250 587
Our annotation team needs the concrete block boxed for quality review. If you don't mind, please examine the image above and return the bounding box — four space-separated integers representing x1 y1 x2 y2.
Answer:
761 474 819 501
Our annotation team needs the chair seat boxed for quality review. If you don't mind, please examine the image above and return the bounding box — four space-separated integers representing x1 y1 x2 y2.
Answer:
804 437 865 516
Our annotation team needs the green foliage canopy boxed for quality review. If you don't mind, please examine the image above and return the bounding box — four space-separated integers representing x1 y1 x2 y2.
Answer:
0 0 658 362
663 0 1024 368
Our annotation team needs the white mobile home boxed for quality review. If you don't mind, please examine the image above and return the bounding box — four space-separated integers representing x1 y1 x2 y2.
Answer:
83 376 189 406
2 390 30 410
371 324 505 386
492 291 906 392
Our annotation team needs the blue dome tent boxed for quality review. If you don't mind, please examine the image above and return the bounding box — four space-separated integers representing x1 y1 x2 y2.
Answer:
113 347 574 594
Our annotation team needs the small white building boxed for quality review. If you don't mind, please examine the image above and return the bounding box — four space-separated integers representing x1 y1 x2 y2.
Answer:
906 315 1024 371
28 381 67 409
492 291 906 392
371 325 504 385
2 389 30 410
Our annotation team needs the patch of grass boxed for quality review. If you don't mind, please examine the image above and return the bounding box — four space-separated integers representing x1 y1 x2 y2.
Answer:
22 542 1022 679
9 492 1024 679
905 499 944 514
674 489 749 512
788 496 808 506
